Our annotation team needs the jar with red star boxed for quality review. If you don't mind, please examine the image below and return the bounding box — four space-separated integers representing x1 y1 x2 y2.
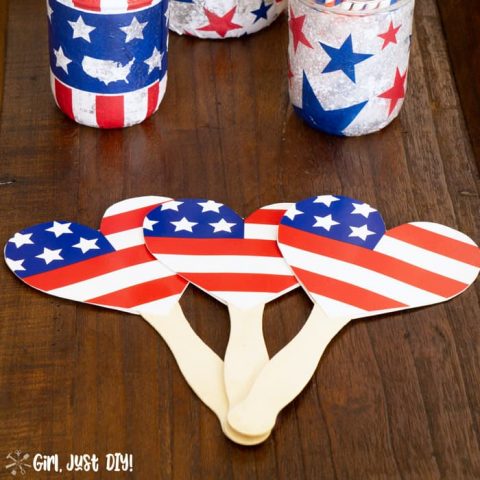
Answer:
169 0 287 39
288 0 415 136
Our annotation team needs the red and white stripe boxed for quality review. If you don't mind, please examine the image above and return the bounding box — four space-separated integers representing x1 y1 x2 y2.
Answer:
146 203 299 309
25 197 187 315
51 73 167 129
55 0 160 13
278 221 480 319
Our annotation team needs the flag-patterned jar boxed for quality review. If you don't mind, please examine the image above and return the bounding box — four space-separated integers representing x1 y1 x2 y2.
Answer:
288 0 415 136
48 0 168 128
169 0 287 39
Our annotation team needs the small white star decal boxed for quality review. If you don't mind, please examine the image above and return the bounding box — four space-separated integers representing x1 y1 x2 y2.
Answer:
284 207 303 221
144 217 158 231
351 202 377 218
209 218 236 233
144 47 163 74
349 224 376 241
73 237 100 254
161 201 183 211
198 200 223 213
45 221 73 238
120 17 148 43
68 16 96 43
9 232 34 248
171 217 198 232
36 247 63 264
313 214 339 231
5 258 25 272
47 4 53 22
313 195 340 207
54 46 72 74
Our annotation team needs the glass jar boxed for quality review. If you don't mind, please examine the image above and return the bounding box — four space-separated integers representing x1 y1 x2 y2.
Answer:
288 0 415 136
169 0 287 39
48 0 168 128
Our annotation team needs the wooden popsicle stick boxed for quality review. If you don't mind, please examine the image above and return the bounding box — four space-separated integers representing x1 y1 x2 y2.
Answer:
141 303 270 445
227 304 350 437
224 303 270 407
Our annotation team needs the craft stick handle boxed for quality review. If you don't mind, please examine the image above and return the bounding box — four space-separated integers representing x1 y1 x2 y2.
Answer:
142 303 271 446
224 303 269 407
228 305 349 436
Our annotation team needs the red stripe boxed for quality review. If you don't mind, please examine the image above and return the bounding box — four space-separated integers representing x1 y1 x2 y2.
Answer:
245 209 286 225
100 204 163 236
146 237 282 257
181 273 296 293
279 225 468 298
88 275 186 308
72 0 101 11
54 80 74 121
292 267 407 312
386 224 480 267
128 0 154 9
147 83 160 118
25 245 153 291
96 96 125 129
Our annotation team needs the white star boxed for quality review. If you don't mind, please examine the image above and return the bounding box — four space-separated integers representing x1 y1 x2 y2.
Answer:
68 16 96 43
73 237 100 254
313 195 340 207
54 46 72 74
349 224 376 241
351 202 377 218
47 4 53 22
284 207 303 221
36 247 63 264
120 17 148 43
198 200 223 213
209 218 236 233
144 217 158 231
313 214 339 231
5 258 26 272
9 232 34 248
144 47 163 74
45 221 73 237
171 217 198 233
161 201 183 211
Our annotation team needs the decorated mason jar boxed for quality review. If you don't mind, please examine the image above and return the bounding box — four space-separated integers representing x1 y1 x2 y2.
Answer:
288 0 415 136
169 0 287 39
47 0 168 128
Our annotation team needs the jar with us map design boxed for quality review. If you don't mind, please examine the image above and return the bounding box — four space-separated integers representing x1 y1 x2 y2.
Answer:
47 0 168 128
288 0 415 136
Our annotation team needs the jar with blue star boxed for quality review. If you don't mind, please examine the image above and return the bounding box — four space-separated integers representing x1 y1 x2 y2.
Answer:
288 0 415 136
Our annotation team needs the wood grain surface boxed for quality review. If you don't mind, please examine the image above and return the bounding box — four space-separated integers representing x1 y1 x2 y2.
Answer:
0 0 479 478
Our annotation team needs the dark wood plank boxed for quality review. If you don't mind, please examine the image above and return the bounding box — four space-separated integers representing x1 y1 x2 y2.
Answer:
0 0 479 478
436 0 480 167
0 1 7 113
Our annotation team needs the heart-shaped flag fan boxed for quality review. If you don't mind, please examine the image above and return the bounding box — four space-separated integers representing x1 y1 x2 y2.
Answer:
144 199 298 309
143 199 299 407
278 195 480 318
4 197 269 446
4 209 187 316
228 195 480 437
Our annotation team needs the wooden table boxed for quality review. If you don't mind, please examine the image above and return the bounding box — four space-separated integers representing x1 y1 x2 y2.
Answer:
1 0 479 478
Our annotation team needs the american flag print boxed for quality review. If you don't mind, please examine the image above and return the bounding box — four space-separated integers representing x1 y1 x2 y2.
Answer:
288 0 414 136
278 195 480 319
48 0 168 128
168 0 286 39
144 199 299 309
5 197 187 315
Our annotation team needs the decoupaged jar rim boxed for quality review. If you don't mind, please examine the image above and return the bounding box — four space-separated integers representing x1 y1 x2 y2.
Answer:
55 0 161 13
300 0 414 16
